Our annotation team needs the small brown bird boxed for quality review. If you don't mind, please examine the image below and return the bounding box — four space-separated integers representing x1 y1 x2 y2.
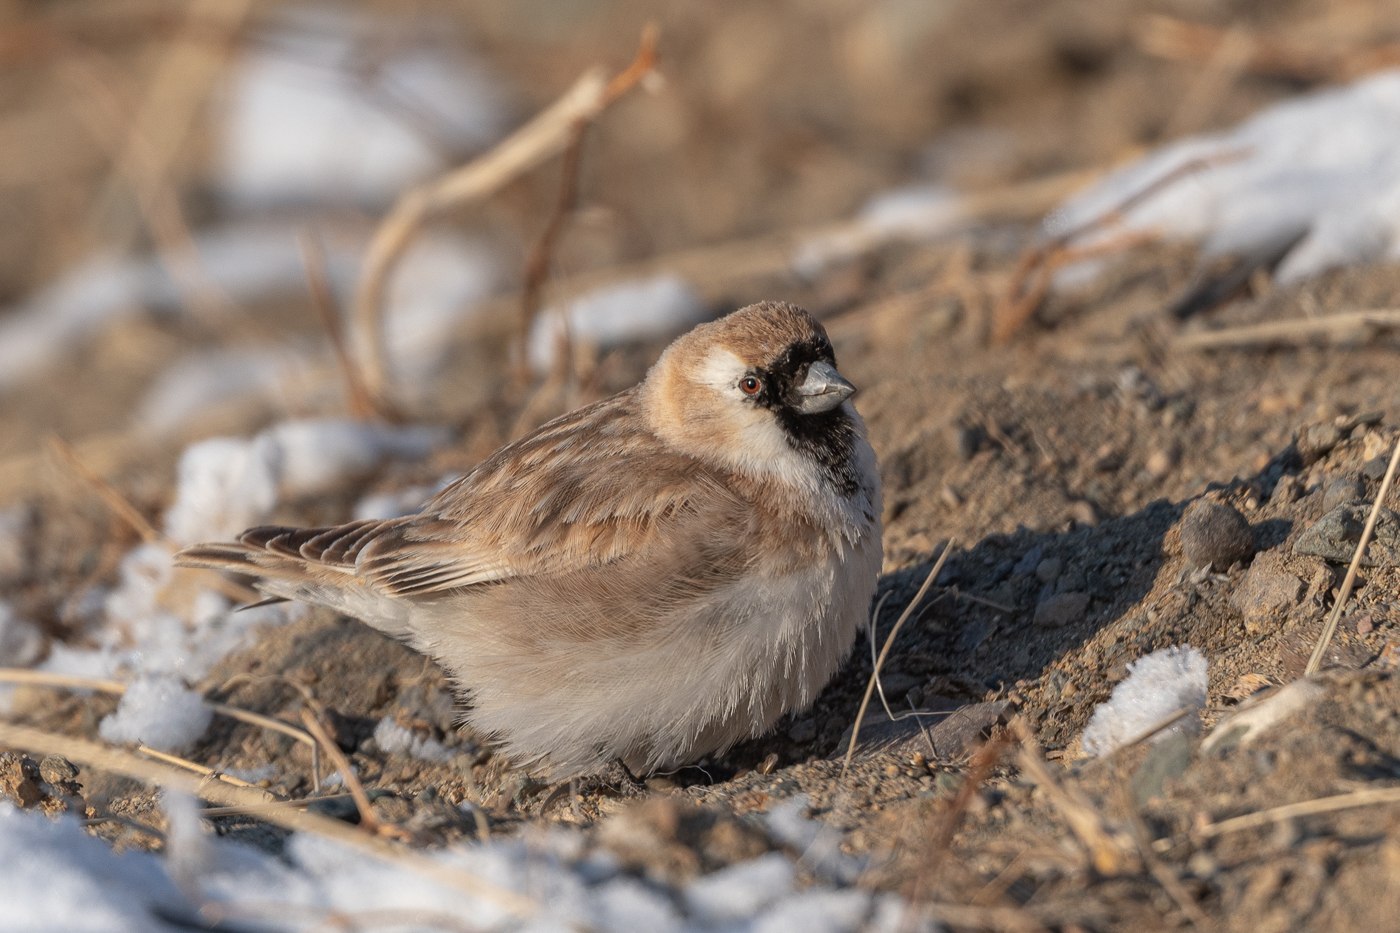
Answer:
177 301 882 778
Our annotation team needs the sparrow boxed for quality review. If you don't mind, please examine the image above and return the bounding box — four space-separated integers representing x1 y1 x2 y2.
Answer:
177 300 882 779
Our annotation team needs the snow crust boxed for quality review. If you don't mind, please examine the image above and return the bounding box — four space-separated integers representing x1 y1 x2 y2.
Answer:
1050 70 1400 284
1081 646 1209 757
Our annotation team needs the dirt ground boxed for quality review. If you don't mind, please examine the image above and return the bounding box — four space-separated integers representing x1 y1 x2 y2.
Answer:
4 1 1400 930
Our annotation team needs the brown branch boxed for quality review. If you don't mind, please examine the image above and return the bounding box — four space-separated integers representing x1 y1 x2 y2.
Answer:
516 122 589 386
0 721 537 918
298 234 385 421
351 25 659 410
1306 432 1400 676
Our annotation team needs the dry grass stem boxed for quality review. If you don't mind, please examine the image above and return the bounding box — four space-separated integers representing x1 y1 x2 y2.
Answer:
842 540 954 777
298 233 384 421
1011 719 1137 876
1111 776 1210 928
1138 14 1400 82
0 721 537 919
1164 785 1400 846
0 668 319 760
516 121 589 386
48 435 161 544
136 744 273 797
87 0 253 249
1175 309 1400 351
992 150 1247 344
48 435 262 604
58 43 252 335
297 706 400 840
1305 432 1400 676
352 25 658 408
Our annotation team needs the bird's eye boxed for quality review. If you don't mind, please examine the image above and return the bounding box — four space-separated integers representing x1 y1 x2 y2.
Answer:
739 375 763 396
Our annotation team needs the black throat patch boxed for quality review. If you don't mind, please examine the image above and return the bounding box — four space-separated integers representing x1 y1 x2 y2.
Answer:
744 336 863 497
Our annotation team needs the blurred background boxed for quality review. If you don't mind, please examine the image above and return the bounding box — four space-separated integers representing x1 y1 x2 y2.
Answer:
2 0 1397 477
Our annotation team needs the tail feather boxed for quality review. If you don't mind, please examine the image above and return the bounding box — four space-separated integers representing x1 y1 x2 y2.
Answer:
173 523 413 636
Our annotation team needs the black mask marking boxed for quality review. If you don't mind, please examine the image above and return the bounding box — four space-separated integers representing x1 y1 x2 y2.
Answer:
741 336 861 497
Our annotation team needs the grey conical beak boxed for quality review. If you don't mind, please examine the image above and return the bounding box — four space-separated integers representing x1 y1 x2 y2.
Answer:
794 360 856 414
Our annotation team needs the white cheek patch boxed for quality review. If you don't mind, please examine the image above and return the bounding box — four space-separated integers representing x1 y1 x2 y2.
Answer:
692 348 824 492
696 346 750 393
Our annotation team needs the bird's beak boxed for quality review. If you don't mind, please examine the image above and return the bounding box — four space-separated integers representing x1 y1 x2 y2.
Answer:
794 360 856 414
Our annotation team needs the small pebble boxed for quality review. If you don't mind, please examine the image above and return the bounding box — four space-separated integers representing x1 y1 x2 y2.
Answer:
1033 591 1090 628
37 756 78 785
1322 476 1366 513
1034 557 1063 585
1180 499 1255 571
1298 422 1343 464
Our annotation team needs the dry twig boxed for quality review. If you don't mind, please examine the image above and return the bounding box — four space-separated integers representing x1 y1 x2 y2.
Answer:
1174 309 1400 352
0 721 537 919
0 668 318 765
352 25 658 408
1305 432 1400 676
299 233 383 421
841 541 953 778
991 150 1246 344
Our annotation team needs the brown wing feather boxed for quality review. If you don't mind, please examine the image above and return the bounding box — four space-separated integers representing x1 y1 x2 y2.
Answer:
177 389 761 604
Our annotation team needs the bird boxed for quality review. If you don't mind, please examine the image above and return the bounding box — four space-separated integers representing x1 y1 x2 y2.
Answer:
176 300 883 779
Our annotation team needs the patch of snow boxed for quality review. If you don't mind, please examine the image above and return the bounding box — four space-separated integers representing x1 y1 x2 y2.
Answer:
793 184 963 276
684 851 795 923
384 235 498 390
1049 69 1400 284
754 888 874 933
528 276 707 373
0 793 929 932
0 601 43 668
0 223 353 397
0 804 185 933
216 6 506 207
1080 646 1208 757
372 717 454 763
42 543 303 683
98 674 213 752
136 346 314 436
163 418 446 544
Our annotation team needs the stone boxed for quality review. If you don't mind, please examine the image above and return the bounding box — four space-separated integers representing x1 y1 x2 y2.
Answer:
1229 552 1305 628
1295 504 1400 566
1180 499 1256 571
1033 591 1089 628
1321 476 1366 513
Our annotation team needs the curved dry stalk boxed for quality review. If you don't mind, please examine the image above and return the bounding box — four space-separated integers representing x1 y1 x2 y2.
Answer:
0 721 537 919
352 25 659 409
0 668 317 756
1305 432 1400 676
841 541 954 778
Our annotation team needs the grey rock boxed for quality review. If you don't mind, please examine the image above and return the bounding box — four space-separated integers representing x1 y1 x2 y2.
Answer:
1180 500 1255 570
1034 557 1063 585
1295 503 1400 566
1321 476 1366 513
1229 552 1305 625
1033 591 1090 628
832 698 1011 761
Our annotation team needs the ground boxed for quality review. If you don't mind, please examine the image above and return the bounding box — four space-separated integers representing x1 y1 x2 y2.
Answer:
3 1 1400 930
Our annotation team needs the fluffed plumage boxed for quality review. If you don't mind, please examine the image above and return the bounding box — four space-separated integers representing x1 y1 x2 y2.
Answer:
177 300 882 778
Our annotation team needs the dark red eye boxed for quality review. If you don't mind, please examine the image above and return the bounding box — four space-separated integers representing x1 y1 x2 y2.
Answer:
739 376 762 396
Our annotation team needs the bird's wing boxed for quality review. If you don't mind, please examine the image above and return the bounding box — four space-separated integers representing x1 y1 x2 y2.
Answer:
359 413 751 598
